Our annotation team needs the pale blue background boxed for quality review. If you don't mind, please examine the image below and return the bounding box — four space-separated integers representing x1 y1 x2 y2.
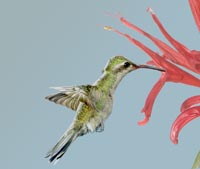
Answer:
1 0 200 169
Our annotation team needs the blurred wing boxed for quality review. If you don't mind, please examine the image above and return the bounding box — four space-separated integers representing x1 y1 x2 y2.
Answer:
45 85 94 111
192 151 200 169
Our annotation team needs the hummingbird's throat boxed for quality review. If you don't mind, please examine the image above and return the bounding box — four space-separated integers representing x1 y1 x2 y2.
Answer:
93 71 125 94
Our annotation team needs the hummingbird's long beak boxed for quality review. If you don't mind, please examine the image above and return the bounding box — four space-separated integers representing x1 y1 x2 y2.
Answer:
134 64 165 72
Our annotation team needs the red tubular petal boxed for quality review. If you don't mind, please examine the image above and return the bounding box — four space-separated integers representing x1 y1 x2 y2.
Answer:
176 69 200 87
146 60 156 65
138 74 166 126
189 0 200 32
170 106 200 144
138 116 149 126
181 95 200 112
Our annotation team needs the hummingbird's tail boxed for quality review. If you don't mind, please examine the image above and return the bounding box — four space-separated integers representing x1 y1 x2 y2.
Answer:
45 128 78 164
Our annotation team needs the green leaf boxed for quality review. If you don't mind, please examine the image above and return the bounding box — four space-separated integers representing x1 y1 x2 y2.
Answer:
192 151 200 169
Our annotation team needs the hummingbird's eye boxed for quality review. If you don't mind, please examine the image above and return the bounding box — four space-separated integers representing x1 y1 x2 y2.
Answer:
124 62 131 68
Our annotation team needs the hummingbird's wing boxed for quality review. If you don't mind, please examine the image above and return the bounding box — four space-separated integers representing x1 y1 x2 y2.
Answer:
45 85 95 111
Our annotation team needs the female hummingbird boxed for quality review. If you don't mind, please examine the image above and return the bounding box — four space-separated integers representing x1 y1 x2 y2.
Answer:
45 56 164 164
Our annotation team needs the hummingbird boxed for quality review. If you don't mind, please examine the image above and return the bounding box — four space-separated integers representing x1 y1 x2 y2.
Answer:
45 56 164 164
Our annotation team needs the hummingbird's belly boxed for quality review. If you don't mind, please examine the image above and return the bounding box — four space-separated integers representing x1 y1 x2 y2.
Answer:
87 98 113 132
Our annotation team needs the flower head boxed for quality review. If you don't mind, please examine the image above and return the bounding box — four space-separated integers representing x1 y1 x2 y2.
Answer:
105 1 200 167
104 24 200 125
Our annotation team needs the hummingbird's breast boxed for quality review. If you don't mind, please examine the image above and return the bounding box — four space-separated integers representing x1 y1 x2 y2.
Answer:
91 89 113 119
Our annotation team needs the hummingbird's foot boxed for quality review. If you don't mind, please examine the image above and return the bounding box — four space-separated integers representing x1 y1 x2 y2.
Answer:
95 122 104 132
79 127 89 136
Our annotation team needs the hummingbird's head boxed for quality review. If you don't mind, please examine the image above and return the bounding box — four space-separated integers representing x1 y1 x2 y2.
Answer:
103 56 164 76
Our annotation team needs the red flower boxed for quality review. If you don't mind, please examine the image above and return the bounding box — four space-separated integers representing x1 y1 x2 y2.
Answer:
104 1 200 144
104 25 200 125
171 95 200 144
